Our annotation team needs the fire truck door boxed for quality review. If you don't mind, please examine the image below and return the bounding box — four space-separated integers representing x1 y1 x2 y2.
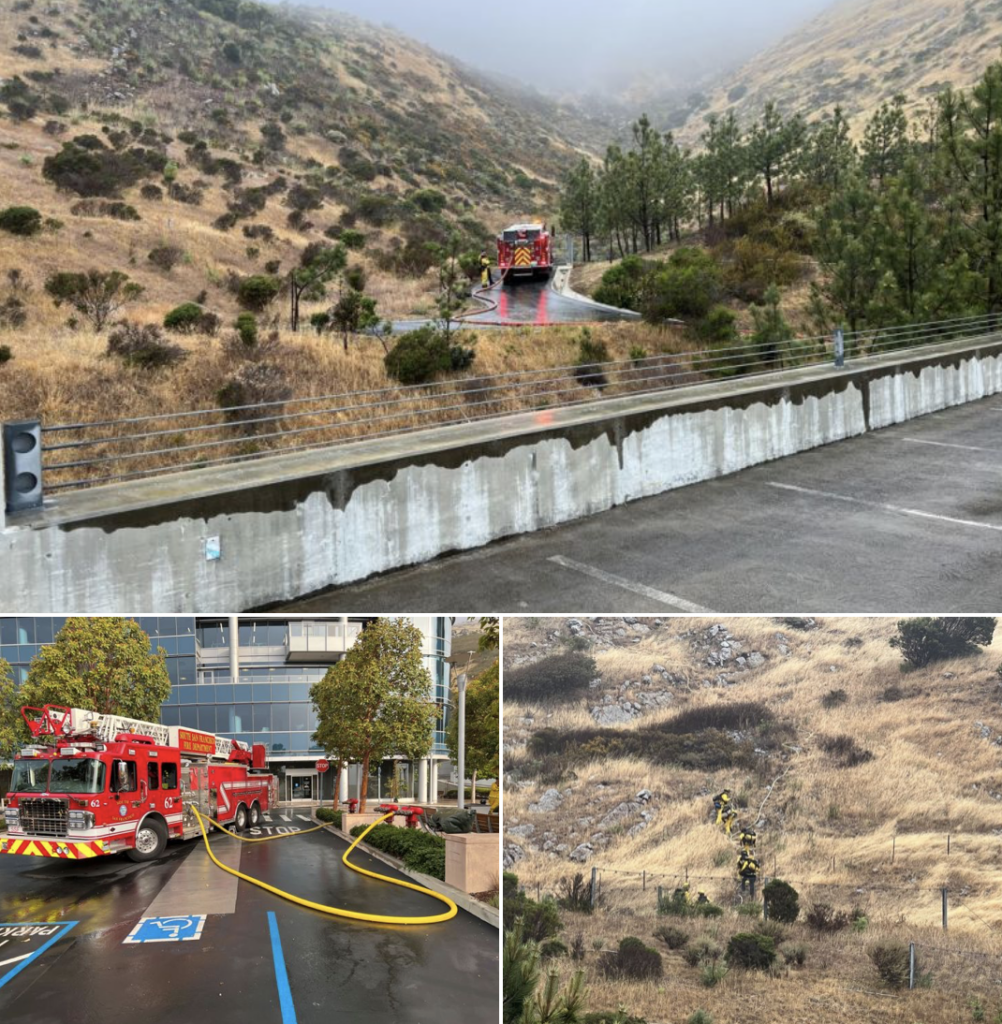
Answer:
181 764 213 835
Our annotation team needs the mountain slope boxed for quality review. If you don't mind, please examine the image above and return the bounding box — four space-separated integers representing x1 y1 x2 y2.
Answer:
504 616 1002 1023
675 0 1002 139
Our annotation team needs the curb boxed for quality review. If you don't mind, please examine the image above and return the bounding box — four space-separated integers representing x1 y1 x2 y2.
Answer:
313 816 500 929
552 263 644 319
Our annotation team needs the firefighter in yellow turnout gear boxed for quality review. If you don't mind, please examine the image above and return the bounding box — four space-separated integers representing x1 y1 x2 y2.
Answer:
713 791 737 834
480 252 494 288
738 851 760 897
738 826 757 854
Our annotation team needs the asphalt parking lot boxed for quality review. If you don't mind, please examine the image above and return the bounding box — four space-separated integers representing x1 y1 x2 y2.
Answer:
0 814 498 1024
286 395 1002 613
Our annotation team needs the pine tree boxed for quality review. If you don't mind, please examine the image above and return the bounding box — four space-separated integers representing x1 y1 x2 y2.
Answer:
862 94 910 189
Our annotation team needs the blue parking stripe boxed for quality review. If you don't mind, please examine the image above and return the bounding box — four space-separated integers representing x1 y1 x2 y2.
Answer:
266 912 297 1024
0 922 78 990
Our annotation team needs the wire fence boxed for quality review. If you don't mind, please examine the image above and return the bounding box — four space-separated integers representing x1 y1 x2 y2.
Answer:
10 311 1002 497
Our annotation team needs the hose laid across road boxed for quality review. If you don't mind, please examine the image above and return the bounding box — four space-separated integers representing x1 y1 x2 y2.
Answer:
189 805 458 925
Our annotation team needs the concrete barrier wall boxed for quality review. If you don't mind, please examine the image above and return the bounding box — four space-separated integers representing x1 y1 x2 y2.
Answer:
4 338 1002 611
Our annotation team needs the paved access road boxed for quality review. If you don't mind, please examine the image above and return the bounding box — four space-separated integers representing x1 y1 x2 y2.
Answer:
286 395 1002 613
0 815 498 1024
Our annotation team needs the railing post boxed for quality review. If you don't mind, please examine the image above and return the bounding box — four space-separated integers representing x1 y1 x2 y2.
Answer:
2 419 43 517
834 328 845 369
590 867 597 909
942 887 948 931
909 942 916 990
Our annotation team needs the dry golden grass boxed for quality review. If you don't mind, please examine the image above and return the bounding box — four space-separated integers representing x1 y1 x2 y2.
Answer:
504 616 1002 1022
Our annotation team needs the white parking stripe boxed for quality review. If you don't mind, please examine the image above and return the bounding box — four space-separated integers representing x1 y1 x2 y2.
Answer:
296 815 311 822
767 482 1002 532
547 555 714 613
899 437 1002 454
279 814 291 822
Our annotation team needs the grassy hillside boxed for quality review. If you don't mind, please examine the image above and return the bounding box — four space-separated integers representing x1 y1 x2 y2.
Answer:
674 0 1002 139
504 616 1002 1024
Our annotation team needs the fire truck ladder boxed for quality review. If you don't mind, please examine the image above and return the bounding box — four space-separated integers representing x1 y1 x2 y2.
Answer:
22 705 247 760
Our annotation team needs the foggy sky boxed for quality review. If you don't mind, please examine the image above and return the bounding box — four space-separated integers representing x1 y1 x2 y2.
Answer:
272 0 835 94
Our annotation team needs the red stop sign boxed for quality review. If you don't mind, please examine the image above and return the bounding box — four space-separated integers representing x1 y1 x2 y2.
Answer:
315 759 330 773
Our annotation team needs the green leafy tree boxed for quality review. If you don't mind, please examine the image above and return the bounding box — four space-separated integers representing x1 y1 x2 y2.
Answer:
327 284 380 353
310 618 436 812
446 661 499 794
748 102 805 204
749 284 792 367
288 242 346 331
44 269 143 330
3 619 171 754
802 106 856 190
890 617 997 668
478 617 499 652
432 233 470 340
0 659 18 765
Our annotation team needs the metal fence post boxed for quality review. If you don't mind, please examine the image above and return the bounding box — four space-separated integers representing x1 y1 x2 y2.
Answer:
590 867 598 909
909 943 916 990
642 870 646 892
834 328 845 369
942 888 948 931
657 885 663 910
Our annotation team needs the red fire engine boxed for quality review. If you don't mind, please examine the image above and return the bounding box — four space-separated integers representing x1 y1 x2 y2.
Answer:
497 222 552 281
1 705 277 863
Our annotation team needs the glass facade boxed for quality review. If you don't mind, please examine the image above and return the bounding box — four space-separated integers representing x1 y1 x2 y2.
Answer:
2 616 453 800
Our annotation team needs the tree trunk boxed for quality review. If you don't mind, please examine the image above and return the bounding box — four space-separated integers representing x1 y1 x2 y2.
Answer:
359 751 370 812
332 762 341 809
471 770 477 805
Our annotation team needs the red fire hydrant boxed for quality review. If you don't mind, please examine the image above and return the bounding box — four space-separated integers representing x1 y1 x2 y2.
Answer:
347 798 359 813
377 803 424 828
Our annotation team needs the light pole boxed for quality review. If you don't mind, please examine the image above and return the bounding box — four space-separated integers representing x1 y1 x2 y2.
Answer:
457 672 467 811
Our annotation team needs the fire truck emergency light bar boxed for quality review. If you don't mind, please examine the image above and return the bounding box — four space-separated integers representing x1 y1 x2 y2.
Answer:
21 704 250 761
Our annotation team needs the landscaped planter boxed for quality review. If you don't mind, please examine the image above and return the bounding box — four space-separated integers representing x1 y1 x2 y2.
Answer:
444 833 500 894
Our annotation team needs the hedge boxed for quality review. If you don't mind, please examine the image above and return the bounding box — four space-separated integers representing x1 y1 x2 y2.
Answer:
349 822 446 880
315 807 342 828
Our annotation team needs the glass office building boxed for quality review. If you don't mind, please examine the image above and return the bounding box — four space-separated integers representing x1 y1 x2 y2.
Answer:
2 616 453 805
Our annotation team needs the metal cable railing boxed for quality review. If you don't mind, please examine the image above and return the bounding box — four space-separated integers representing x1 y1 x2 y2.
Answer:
9 311 1002 498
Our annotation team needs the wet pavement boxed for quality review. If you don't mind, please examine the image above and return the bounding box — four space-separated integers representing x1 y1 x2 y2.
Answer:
392 276 637 332
0 817 498 1024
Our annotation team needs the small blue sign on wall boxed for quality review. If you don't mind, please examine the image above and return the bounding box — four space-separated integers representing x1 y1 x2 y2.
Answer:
124 915 206 944
205 536 221 561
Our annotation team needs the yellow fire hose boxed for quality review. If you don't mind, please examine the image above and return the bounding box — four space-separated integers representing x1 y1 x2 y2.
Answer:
189 805 458 925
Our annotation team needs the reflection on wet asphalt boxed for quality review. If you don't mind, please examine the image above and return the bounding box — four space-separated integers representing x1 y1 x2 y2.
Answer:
392 277 637 331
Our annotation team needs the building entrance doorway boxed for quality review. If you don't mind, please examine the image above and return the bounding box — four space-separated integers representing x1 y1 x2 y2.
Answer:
285 770 318 803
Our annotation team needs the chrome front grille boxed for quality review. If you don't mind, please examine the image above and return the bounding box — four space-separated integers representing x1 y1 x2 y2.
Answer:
19 797 69 837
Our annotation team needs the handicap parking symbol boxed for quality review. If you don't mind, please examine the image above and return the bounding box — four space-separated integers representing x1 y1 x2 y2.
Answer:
124 915 206 944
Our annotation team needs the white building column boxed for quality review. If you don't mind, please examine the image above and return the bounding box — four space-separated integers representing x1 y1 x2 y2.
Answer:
339 765 349 806
417 758 429 804
429 759 439 803
228 615 240 683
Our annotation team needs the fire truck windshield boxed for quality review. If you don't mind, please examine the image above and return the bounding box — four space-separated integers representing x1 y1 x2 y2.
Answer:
10 759 48 793
49 758 106 794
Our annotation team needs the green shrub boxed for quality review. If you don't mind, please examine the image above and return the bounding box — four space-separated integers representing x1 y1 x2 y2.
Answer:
653 924 689 950
763 879 800 923
700 962 728 988
0 206 42 236
348 822 446 880
593 254 648 311
658 891 726 918
726 932 776 971
868 942 911 989
505 652 598 704
148 245 185 272
818 733 874 768
236 274 281 311
890 617 997 668
410 188 447 213
384 325 475 385
42 138 160 197
0 344 12 365
583 1014 647 1024
314 808 342 828
643 247 722 322
821 688 849 709
687 1013 714 1024
736 902 762 918
164 302 207 333
503 872 563 942
340 228 366 250
540 940 568 959
235 312 258 347
574 328 610 388
683 937 723 967
599 936 663 980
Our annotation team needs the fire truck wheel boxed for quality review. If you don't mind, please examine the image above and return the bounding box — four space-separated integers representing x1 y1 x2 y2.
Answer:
127 818 168 862
249 802 261 827
234 804 249 832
